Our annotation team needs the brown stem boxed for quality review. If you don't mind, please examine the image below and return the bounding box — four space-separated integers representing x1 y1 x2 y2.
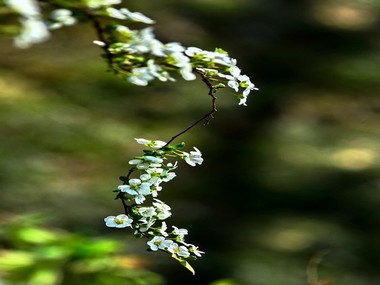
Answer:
164 68 217 147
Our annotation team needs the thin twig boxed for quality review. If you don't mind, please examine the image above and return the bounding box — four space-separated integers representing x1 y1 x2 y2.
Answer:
164 69 217 147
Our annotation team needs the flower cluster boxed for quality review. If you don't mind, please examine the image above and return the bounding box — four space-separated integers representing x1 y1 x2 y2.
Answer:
2 0 258 105
98 21 258 104
104 138 205 273
4 0 49 48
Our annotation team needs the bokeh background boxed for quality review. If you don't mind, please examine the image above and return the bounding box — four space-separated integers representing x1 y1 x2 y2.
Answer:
1 0 380 284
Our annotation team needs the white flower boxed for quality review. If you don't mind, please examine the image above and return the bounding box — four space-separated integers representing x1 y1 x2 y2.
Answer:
172 226 188 240
5 0 40 17
134 194 146 204
163 42 185 53
5 0 51 50
49 9 76 29
188 244 205 257
84 0 121 9
139 218 156 232
159 222 168 237
168 243 190 258
138 182 151 195
120 8 155 24
105 7 127 19
147 236 173 251
128 67 154 86
171 52 196 81
135 138 167 149
118 179 151 204
150 184 162 197
238 75 258 106
183 147 203 166
104 214 133 228
146 167 164 176
115 25 134 37
93 40 106 47
165 161 178 170
118 184 135 194
185 46 235 66
218 66 241 92
129 158 143 165
138 207 157 218
218 67 257 106
140 173 151 181
184 47 203 57
147 59 174 82
129 178 141 186
161 171 176 182
144 156 163 164
153 199 172 220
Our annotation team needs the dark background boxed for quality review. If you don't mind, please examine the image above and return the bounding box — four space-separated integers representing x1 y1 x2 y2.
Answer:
1 0 380 284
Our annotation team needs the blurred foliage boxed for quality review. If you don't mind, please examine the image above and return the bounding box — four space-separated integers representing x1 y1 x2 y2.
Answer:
1 0 380 285
0 214 164 285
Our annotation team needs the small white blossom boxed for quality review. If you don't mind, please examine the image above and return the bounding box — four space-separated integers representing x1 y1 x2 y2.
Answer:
129 158 143 165
183 147 203 166
134 194 146 204
84 0 121 9
138 182 151 195
147 59 175 82
144 155 164 164
238 75 258 106
161 171 176 182
168 243 190 258
188 244 205 257
146 167 164 176
218 67 257 106
115 25 134 37
218 66 242 92
150 184 162 197
159 222 168 237
139 218 156 232
172 226 188 240
153 199 172 220
140 173 151 181
106 7 127 19
49 9 76 29
128 66 154 86
129 178 141 186
138 207 157 218
93 40 106 47
104 214 133 228
171 52 196 81
185 47 236 66
120 8 155 24
118 184 135 194
147 236 173 251
135 138 167 149
184 46 203 57
5 0 40 17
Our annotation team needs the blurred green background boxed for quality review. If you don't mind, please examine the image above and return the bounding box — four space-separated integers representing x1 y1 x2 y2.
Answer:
1 0 380 284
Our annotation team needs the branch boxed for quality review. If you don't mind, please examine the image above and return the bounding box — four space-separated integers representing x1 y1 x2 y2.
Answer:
164 68 217 147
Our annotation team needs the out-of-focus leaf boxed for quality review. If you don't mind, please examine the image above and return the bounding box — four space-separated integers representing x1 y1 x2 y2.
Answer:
17 227 60 244
29 268 61 285
0 250 35 270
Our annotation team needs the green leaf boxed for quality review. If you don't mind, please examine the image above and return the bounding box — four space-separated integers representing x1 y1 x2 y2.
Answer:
171 254 195 275
119 176 129 183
